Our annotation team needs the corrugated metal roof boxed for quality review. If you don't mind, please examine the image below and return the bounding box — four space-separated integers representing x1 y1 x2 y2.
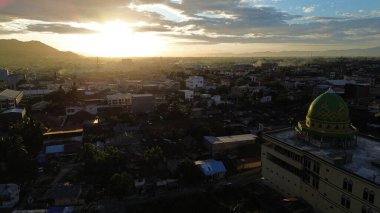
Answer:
45 145 64 154
204 134 257 144
195 160 226 176
0 89 22 99
1 108 25 114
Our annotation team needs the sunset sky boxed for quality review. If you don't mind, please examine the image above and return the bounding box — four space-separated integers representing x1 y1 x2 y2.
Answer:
0 0 380 57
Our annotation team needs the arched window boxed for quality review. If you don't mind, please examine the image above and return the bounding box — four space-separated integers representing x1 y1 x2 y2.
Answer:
369 191 375 203
363 188 369 200
348 180 353 192
343 178 348 190
362 206 367 213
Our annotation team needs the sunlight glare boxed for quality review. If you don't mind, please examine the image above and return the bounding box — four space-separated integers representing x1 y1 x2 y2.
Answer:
71 20 166 57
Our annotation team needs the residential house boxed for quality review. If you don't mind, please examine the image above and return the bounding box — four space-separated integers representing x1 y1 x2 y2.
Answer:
204 134 257 156
0 184 20 209
195 159 226 180
0 89 23 110
186 76 204 89
43 184 83 206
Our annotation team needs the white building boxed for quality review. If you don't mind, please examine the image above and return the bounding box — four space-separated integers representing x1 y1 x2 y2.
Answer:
65 105 99 115
261 89 380 213
260 96 272 103
106 93 132 106
0 184 20 209
179 90 194 101
0 89 23 110
186 76 204 89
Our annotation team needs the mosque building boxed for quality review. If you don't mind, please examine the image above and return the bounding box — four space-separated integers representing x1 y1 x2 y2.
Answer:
261 88 380 213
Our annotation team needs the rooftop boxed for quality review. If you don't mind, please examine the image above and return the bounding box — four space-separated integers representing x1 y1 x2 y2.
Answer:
195 159 226 176
1 108 25 114
0 89 22 99
204 134 257 145
44 128 83 136
266 128 380 185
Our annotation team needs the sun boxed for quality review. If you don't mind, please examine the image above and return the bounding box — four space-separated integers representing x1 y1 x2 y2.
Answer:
69 21 167 57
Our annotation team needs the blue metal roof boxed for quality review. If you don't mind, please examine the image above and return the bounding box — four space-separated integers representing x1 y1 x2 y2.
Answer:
45 145 64 154
48 207 74 213
196 160 226 176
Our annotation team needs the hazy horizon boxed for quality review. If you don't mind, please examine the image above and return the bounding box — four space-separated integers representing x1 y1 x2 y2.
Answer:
1 0 380 57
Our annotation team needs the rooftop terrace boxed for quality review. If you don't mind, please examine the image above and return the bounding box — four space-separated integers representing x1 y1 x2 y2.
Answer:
266 128 380 185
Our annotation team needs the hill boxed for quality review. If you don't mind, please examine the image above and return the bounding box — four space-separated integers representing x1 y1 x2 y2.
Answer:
212 46 380 57
0 39 81 66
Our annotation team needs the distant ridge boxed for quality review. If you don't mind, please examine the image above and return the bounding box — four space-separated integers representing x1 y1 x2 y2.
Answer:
211 46 380 57
0 39 81 65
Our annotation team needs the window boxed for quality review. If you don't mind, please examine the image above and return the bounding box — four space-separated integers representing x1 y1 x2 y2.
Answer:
369 191 375 203
362 206 367 213
312 177 319 189
363 188 375 203
343 178 348 190
341 195 350 209
362 206 373 213
313 163 320 174
304 158 311 169
363 188 369 200
342 179 353 192
348 180 353 192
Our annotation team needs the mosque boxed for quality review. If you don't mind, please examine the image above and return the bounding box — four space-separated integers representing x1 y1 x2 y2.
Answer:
261 88 380 213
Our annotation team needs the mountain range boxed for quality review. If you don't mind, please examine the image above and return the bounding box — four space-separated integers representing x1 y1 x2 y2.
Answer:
243 46 380 57
0 39 379 63
0 39 80 65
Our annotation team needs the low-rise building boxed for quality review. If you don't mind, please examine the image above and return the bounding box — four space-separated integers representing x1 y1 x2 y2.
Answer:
0 184 20 209
0 89 23 110
179 90 194 101
106 93 132 106
195 159 226 180
204 134 257 156
131 94 155 113
0 108 26 123
186 76 204 89
43 184 83 206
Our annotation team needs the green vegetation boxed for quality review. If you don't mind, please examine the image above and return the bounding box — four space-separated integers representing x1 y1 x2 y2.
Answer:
175 160 204 184
108 172 135 199
8 117 47 156
77 143 127 185
0 136 37 182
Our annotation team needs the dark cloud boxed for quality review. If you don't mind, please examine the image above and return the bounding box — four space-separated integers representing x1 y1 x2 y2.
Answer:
27 23 96 34
0 0 157 22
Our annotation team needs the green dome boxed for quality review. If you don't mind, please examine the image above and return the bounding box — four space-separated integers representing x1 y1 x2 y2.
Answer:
306 88 350 125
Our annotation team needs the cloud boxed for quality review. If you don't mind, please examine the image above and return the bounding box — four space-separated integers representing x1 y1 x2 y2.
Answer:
129 3 194 22
303 6 315 14
133 24 172 32
27 23 96 34
0 0 379 48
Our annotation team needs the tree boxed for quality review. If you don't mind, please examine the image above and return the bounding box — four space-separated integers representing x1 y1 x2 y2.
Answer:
8 117 47 156
166 102 187 120
108 172 134 198
0 136 37 182
143 146 165 170
176 160 204 184
78 143 127 184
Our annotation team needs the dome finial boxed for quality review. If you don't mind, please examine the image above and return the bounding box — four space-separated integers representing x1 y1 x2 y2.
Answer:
327 87 335 94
